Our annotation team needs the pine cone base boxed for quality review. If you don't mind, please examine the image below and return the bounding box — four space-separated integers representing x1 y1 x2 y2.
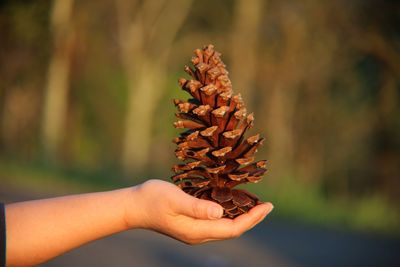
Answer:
183 186 261 218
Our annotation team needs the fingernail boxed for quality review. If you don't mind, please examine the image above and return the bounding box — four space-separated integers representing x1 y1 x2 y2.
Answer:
208 206 223 219
265 203 274 214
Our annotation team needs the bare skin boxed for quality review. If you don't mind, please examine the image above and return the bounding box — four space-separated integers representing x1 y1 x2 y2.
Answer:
5 179 273 267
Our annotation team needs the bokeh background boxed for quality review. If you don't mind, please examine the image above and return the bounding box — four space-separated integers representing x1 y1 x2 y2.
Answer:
1 0 400 266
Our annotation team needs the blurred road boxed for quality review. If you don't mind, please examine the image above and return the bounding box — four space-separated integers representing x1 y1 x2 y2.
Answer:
1 185 399 267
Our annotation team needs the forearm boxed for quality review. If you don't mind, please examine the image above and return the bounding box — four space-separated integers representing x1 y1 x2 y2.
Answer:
3 180 272 266
5 187 136 267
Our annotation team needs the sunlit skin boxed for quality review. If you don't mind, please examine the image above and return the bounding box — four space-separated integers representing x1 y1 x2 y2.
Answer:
5 179 273 267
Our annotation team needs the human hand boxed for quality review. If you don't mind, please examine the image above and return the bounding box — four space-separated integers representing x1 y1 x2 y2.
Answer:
125 179 273 245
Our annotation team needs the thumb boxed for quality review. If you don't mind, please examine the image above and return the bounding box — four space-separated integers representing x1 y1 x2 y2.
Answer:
173 190 224 220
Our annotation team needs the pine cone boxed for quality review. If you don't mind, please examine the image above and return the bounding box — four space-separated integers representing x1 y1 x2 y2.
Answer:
171 44 266 218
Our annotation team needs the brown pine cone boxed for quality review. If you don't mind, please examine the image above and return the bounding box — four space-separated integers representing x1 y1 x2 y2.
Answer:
172 44 267 218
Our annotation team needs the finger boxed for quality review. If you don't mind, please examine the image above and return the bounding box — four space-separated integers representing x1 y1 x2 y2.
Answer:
224 202 273 238
189 202 273 240
171 189 224 220
235 202 273 231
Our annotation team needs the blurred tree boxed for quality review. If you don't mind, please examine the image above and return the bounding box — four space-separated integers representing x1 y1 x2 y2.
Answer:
116 0 193 175
262 3 308 183
0 1 50 158
42 0 75 159
230 0 264 108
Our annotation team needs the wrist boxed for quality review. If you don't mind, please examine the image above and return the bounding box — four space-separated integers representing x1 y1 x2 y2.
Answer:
121 185 147 229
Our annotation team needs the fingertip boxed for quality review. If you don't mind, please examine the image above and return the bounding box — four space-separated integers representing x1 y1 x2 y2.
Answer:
254 202 273 212
245 203 269 216
232 202 273 227
188 197 224 220
250 202 274 226
207 204 224 220
262 202 274 215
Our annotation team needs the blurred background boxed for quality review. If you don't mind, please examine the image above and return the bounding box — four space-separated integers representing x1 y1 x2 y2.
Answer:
0 0 399 266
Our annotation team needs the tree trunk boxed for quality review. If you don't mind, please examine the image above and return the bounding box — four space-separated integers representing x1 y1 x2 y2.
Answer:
116 0 193 175
42 0 75 159
230 0 264 107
